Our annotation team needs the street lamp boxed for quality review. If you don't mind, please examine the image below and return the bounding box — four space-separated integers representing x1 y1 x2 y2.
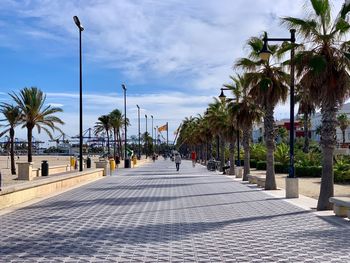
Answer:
136 105 141 160
151 115 154 151
219 87 241 167
73 15 84 172
145 114 148 158
259 29 298 198
122 84 130 168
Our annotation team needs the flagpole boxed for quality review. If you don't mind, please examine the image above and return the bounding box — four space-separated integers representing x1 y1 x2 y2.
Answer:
166 122 169 146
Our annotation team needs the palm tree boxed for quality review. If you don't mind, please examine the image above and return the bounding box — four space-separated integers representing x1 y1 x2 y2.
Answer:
0 104 22 174
282 0 350 210
94 115 111 154
236 36 289 190
296 85 315 153
10 87 64 162
337 113 349 144
109 109 123 159
207 98 236 173
234 74 263 180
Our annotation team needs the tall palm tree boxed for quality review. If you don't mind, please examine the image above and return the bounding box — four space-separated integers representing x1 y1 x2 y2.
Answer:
296 85 315 153
234 74 263 180
282 0 350 210
10 87 64 162
109 109 123 159
337 113 349 144
0 104 22 174
94 115 111 154
236 36 289 190
207 98 236 173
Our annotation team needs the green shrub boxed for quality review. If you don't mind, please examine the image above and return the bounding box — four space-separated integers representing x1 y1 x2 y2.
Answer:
256 161 266 170
250 159 257 168
250 144 266 162
274 143 289 165
295 166 322 177
274 162 289 173
334 170 350 183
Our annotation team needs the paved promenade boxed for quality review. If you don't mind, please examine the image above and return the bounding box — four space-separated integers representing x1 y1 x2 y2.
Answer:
0 160 349 262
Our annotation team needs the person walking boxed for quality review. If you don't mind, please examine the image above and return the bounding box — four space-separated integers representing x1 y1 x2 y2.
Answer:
174 152 181 171
191 150 197 167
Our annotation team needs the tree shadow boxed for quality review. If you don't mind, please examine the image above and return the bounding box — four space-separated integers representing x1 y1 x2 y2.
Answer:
0 210 312 259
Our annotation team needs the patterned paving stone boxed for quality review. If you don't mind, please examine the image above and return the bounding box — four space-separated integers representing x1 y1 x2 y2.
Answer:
0 160 349 262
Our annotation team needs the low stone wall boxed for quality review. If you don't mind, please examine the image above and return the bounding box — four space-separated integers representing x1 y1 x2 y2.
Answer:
0 168 104 210
32 164 71 177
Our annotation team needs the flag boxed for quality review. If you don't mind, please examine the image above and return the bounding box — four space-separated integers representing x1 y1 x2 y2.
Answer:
158 124 167 132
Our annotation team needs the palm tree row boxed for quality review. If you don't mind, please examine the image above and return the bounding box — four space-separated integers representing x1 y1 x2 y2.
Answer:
94 109 129 160
178 0 350 211
0 87 64 174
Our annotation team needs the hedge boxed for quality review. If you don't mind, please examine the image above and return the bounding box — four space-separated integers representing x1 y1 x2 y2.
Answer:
334 170 350 183
256 161 266 170
250 159 257 168
274 163 289 173
295 166 321 177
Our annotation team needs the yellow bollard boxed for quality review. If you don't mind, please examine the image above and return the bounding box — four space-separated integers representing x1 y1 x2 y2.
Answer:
70 156 76 168
132 156 137 167
109 159 116 171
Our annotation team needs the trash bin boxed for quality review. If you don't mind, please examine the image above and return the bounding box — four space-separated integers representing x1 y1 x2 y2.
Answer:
70 156 75 167
86 157 91 168
109 159 116 170
41 160 49 176
124 158 131 168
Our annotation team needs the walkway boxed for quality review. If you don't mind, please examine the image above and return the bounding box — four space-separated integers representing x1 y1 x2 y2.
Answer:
0 160 349 262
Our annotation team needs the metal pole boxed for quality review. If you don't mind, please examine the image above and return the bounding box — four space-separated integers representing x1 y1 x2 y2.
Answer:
237 129 241 166
137 105 141 159
79 28 83 172
145 114 148 158
289 29 296 178
122 84 127 167
166 122 169 146
151 115 154 150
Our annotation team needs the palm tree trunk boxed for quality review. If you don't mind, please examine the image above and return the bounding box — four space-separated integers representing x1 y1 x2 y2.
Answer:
228 141 235 175
220 135 225 172
264 105 277 190
10 128 16 175
342 129 346 144
303 113 310 153
113 128 117 159
106 130 110 154
27 126 33 162
242 127 251 181
317 105 336 211
117 130 123 159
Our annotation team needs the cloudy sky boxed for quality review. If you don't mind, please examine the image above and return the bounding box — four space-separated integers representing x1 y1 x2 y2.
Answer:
0 0 345 144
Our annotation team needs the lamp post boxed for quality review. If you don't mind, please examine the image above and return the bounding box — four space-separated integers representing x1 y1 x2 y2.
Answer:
136 105 141 160
151 115 154 151
145 114 148 158
259 29 298 198
122 84 129 168
154 127 157 153
73 16 84 172
219 88 241 167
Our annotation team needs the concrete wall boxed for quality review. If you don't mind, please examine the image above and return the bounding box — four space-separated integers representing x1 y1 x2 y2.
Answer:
32 164 71 177
0 169 104 210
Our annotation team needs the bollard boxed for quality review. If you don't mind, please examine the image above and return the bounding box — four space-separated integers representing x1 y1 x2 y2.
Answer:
41 160 49 176
87 157 91 168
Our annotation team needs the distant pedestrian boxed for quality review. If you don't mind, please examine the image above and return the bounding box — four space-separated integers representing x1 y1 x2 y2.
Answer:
174 153 181 171
191 151 196 167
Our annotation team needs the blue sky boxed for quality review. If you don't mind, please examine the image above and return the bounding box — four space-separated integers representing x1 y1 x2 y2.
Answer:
0 0 345 145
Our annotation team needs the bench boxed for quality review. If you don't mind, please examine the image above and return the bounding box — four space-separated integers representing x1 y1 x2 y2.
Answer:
247 174 258 184
257 177 266 188
329 197 350 218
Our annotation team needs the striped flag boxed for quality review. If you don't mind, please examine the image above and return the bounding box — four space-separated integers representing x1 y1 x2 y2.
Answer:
158 124 167 132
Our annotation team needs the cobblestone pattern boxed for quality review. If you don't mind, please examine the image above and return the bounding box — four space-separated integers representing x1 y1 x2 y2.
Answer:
0 160 349 262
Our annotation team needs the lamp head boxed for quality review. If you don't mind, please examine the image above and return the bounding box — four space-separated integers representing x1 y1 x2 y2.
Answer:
218 89 226 103
122 84 126 90
145 114 147 118
259 38 272 61
136 104 139 109
73 16 84 31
